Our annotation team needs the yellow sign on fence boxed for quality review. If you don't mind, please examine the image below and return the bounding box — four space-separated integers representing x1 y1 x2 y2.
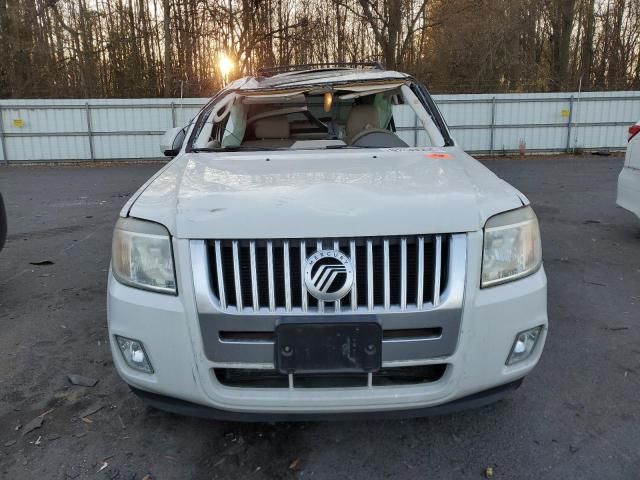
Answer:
12 119 24 128
560 109 570 117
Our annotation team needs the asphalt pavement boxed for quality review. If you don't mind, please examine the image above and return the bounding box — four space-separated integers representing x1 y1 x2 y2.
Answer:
0 155 639 479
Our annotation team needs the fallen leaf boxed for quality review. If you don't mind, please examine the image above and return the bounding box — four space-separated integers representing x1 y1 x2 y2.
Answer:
67 374 99 387
603 326 629 332
289 458 301 470
65 467 81 479
222 436 246 456
97 462 109 473
22 416 44 436
29 260 54 266
485 466 494 478
78 403 103 419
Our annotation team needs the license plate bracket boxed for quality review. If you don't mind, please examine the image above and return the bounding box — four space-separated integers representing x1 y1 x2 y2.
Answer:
275 322 382 374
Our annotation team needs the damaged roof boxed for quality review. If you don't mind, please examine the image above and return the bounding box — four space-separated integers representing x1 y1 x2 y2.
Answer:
226 68 409 92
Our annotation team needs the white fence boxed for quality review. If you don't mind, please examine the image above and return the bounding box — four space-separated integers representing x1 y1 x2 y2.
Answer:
0 91 638 163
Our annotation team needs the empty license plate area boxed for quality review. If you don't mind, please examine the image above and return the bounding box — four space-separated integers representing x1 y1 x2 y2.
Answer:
275 322 382 374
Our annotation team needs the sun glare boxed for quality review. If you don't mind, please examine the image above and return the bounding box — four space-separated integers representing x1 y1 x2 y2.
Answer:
218 54 234 80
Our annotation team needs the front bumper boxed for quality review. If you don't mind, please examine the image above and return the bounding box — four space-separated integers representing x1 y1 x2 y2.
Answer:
130 378 524 422
107 231 548 417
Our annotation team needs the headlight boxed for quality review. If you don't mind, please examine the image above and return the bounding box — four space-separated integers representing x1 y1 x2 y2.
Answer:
111 218 177 294
481 206 542 287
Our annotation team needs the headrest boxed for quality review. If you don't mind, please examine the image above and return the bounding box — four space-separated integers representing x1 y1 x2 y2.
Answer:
253 116 290 139
346 105 379 139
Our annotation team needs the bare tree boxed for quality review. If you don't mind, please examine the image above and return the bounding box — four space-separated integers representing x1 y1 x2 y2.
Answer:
0 0 637 98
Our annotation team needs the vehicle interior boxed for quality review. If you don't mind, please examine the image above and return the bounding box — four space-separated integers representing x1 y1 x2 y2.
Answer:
191 81 446 151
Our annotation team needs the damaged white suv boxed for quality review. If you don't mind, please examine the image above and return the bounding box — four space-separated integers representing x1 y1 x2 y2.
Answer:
108 64 547 420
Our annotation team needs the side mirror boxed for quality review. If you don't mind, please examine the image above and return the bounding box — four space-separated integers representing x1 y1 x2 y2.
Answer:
160 127 186 157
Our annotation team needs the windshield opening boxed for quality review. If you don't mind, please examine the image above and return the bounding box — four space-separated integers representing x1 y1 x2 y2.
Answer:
189 82 446 152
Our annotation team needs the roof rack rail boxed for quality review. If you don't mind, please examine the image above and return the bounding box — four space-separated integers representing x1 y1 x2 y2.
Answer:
256 62 384 77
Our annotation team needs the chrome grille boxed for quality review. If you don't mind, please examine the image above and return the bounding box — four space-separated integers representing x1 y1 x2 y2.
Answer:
206 235 449 314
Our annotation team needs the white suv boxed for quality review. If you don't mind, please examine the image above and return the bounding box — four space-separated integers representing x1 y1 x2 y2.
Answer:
108 64 547 420
617 121 640 220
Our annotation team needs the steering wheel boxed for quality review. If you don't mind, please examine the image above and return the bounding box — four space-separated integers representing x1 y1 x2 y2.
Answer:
349 129 409 148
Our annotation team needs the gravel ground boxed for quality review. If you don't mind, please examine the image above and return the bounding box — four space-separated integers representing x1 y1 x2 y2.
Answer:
0 155 639 479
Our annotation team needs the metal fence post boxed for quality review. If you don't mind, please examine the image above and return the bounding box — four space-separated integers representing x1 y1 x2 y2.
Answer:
566 95 574 153
171 101 177 128
0 105 8 164
85 102 95 161
489 96 496 155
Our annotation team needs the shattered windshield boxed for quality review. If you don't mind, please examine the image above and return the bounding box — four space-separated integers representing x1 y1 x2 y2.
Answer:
188 81 448 152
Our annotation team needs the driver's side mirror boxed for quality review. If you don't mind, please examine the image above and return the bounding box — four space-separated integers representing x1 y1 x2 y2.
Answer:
160 127 186 157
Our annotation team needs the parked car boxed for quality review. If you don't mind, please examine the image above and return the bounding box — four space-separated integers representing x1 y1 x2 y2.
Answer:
0 193 6 252
617 121 640 220
108 63 547 420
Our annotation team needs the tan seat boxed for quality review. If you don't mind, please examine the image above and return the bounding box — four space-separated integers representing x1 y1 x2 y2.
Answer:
242 116 294 148
345 105 379 143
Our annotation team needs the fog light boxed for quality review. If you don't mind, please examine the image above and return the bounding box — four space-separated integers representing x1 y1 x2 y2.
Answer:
115 336 154 373
506 326 543 366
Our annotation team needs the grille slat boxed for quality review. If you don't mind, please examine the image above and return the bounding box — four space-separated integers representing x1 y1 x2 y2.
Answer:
433 234 442 307
207 235 449 313
232 241 243 311
214 241 227 310
249 241 259 310
367 239 374 311
383 239 390 310
299 240 308 312
417 236 424 308
283 240 292 312
333 240 341 313
350 240 357 311
400 238 407 311
316 240 325 313
267 241 275 312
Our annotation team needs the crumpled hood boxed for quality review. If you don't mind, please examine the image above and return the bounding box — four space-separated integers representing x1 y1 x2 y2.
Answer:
125 147 526 238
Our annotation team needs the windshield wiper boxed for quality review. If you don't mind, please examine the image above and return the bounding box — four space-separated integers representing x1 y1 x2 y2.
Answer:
325 144 378 149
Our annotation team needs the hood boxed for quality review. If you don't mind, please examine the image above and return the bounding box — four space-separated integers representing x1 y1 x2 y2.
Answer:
125 147 525 238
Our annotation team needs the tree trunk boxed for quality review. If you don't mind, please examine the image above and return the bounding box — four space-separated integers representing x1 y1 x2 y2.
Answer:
163 0 172 97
